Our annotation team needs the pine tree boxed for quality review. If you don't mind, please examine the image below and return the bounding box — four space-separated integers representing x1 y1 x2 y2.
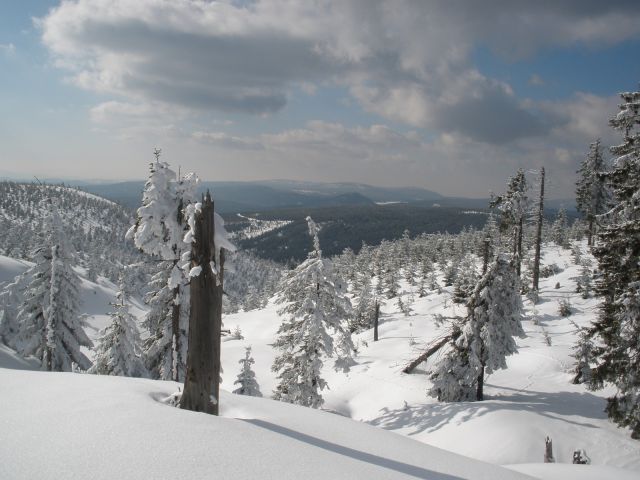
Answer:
551 208 570 248
15 205 92 371
90 278 145 377
588 90 640 438
233 346 262 397
126 151 197 381
490 169 528 276
429 255 524 401
576 139 610 246
272 217 355 408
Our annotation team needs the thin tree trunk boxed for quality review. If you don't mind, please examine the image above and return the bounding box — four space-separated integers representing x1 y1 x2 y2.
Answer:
516 216 523 277
181 193 224 415
373 301 379 342
476 364 485 401
587 218 593 246
171 284 181 382
482 238 490 275
532 167 545 292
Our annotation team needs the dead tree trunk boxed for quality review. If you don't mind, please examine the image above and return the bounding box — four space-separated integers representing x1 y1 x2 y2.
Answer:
171 285 181 382
544 436 555 463
181 193 224 415
476 364 485 401
403 329 461 374
532 167 545 293
373 300 380 342
516 216 523 277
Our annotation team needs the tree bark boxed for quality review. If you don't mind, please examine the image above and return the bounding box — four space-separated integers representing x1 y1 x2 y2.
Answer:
476 364 485 401
373 301 379 342
532 167 545 292
181 193 224 415
516 216 523 277
171 285 181 382
482 238 490 275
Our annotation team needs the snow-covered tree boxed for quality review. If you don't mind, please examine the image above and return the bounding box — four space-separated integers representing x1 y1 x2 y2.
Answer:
233 346 262 397
588 90 640 438
490 169 529 276
15 205 92 371
350 273 376 333
429 255 524 401
90 278 145 377
126 151 198 381
576 139 610 246
272 217 355 408
551 208 569 248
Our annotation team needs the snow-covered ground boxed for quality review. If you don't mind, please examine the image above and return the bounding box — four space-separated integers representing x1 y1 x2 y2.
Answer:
218 243 640 474
1 243 639 479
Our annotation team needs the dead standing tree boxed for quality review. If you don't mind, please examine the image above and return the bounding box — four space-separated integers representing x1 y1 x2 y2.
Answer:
181 193 225 415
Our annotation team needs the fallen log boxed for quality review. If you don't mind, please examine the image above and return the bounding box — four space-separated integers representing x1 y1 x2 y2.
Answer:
402 329 461 374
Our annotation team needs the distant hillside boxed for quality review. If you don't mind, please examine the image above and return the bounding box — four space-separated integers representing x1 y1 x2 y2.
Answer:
231 204 490 263
0 181 140 281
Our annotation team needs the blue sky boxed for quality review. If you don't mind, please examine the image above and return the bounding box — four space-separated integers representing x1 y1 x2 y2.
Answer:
1 0 639 197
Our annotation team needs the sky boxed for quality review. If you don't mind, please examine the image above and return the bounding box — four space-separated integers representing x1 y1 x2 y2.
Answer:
1 0 639 198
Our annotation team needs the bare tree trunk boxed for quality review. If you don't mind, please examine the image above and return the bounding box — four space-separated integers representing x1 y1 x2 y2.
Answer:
181 193 224 415
171 285 181 382
373 300 379 342
587 218 593 246
516 216 523 277
532 167 545 292
476 364 485 401
544 436 555 463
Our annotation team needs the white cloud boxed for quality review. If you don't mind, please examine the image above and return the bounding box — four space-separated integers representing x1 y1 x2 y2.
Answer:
0 43 16 56
40 0 640 141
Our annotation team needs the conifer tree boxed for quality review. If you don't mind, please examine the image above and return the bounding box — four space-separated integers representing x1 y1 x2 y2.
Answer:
551 208 570 248
233 346 262 397
576 139 610 246
588 90 640 438
272 217 355 408
491 169 528 276
15 205 92 371
429 255 524 401
90 277 145 377
126 150 197 381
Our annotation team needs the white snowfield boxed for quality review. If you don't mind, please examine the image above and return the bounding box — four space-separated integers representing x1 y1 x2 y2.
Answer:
0 358 534 480
1 243 639 479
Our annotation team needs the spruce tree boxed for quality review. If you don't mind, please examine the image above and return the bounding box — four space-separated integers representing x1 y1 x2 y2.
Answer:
126 151 197 381
90 278 145 377
15 205 92 371
490 169 528 276
233 346 262 397
429 255 524 402
272 217 355 408
588 90 640 438
576 139 610 246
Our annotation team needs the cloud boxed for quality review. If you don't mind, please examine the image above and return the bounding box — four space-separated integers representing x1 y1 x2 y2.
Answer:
529 74 545 87
0 43 16 56
40 0 640 143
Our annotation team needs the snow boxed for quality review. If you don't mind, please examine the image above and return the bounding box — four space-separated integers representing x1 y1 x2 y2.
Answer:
0 364 534 480
1 242 640 479
218 243 640 475
0 255 31 287
506 463 639 480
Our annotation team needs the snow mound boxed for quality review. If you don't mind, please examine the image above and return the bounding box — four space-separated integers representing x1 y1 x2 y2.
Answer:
0 367 533 480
